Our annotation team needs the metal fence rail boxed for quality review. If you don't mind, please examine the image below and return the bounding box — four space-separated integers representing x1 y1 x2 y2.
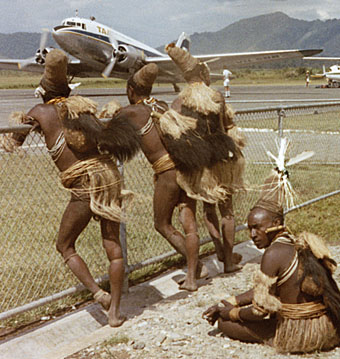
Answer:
0 102 339 320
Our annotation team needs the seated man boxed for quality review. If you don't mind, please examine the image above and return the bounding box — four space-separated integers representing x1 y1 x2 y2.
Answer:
203 170 340 353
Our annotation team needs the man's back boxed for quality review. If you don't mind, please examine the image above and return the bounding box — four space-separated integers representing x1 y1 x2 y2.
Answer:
223 69 232 80
113 103 169 165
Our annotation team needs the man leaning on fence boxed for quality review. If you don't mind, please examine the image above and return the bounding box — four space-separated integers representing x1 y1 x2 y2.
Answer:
107 63 210 291
0 49 141 327
165 43 245 274
203 169 340 353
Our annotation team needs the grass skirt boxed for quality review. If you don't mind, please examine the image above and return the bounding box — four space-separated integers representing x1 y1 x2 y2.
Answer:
176 154 245 203
60 155 132 222
274 302 340 353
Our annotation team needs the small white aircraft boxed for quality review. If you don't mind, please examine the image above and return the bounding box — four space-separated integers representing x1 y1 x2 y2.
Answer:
311 64 340 87
304 54 340 87
0 13 323 91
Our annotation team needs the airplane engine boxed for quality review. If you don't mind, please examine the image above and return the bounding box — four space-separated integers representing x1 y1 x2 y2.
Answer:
116 45 145 69
34 47 55 65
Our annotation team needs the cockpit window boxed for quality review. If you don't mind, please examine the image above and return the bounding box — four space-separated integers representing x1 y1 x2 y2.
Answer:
62 20 86 29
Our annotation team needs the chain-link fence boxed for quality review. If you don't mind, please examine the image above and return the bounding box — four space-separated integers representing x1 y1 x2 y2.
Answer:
1 102 339 320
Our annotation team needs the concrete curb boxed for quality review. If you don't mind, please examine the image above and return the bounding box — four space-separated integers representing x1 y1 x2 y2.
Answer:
0 240 262 359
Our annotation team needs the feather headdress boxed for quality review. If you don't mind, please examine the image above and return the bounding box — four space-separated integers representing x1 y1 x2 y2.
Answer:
254 137 314 215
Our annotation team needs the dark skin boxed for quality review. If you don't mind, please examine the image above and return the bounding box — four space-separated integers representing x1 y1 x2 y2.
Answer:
5 103 126 327
171 71 240 273
203 207 313 343
113 84 206 291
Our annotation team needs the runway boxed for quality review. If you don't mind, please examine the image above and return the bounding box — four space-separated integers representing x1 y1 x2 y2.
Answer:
1 84 340 126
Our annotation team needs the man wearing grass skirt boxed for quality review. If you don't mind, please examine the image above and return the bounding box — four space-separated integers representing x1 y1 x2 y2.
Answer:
0 49 141 327
203 169 340 353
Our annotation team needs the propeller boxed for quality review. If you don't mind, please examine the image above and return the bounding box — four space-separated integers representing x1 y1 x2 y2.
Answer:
101 32 120 78
18 28 49 69
204 57 221 64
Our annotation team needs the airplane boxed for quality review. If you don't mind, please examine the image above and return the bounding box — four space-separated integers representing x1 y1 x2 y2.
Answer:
0 13 323 92
310 64 340 87
304 55 340 87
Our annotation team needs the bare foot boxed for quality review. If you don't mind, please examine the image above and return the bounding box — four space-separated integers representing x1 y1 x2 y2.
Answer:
94 289 111 311
177 262 209 286
216 251 242 264
223 263 242 274
179 278 198 292
196 262 209 279
108 314 126 327
212 238 225 262
232 253 242 265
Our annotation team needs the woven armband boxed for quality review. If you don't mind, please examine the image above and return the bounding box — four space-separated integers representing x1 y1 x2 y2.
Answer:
251 300 269 317
226 295 239 307
229 307 243 322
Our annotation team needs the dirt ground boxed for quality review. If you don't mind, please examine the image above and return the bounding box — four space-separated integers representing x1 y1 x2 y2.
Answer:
65 246 340 359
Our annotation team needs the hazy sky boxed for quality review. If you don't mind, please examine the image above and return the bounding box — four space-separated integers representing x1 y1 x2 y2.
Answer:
1 0 340 47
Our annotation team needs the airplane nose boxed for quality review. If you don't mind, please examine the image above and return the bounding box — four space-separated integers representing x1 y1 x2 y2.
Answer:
52 27 64 46
52 28 58 40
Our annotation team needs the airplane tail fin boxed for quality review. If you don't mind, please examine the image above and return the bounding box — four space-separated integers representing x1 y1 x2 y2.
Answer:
175 32 191 51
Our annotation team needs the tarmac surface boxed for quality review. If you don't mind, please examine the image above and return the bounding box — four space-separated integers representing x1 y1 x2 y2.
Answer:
1 83 340 126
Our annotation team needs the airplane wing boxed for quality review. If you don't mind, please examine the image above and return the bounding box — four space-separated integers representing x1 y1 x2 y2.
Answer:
0 59 44 73
304 57 340 61
0 58 108 78
148 49 322 71
1 48 322 82
147 48 322 83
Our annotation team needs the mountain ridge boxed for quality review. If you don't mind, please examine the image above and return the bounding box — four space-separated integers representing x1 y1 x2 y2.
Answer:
1 12 339 61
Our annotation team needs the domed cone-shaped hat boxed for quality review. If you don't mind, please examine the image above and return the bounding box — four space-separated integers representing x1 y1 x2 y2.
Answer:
40 49 70 98
132 63 158 88
165 43 199 73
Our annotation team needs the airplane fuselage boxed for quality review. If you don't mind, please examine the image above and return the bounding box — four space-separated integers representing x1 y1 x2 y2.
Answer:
324 65 340 82
52 16 164 75
326 73 340 81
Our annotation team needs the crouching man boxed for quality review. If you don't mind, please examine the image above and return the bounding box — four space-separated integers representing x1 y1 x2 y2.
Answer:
203 170 340 353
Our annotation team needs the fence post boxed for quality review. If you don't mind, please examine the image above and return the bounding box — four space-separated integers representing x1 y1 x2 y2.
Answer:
118 160 129 294
277 108 286 220
277 108 285 138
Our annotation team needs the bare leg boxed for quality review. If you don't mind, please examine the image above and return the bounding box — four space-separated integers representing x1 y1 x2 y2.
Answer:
218 318 277 343
178 197 199 291
56 198 101 294
218 196 241 273
153 170 187 256
203 202 225 261
153 170 206 287
101 219 126 327
225 85 231 97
